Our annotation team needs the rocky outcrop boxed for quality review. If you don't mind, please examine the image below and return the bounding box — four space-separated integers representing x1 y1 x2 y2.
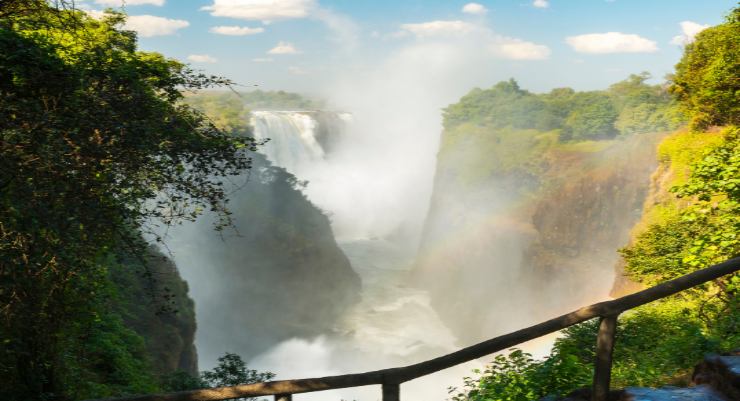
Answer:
166 155 361 366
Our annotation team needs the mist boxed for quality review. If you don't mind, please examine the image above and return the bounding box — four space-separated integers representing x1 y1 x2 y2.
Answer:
161 18 656 401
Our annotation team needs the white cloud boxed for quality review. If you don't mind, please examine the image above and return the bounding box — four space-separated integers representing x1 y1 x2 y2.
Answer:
187 54 217 63
210 25 264 35
84 9 109 19
396 19 550 60
268 41 300 54
123 15 189 37
566 32 658 53
533 0 549 8
288 66 307 75
95 0 164 6
252 57 273 62
201 0 315 22
670 21 709 45
493 38 551 60
462 3 488 15
400 20 476 38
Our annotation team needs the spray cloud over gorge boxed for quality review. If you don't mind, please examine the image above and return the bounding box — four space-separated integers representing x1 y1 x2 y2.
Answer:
161 19 655 401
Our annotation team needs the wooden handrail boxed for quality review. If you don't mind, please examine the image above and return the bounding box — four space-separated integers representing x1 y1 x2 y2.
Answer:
85 256 740 401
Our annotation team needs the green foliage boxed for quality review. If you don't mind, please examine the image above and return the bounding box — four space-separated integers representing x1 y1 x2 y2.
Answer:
454 300 717 401
442 74 682 145
622 127 739 350
443 79 555 131
450 348 590 401
556 302 713 388
0 4 252 400
235 89 322 110
560 92 618 141
623 127 739 280
185 92 252 134
201 353 275 388
163 353 274 401
670 7 740 129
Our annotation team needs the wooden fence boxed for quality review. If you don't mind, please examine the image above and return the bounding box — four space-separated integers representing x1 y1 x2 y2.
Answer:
86 256 740 401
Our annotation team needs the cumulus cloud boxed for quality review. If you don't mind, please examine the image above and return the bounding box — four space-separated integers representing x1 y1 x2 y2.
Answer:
95 0 164 5
397 20 549 60
268 41 300 54
210 25 264 35
123 15 189 37
187 54 217 63
670 21 709 45
493 37 551 60
201 0 314 22
461 3 488 15
533 0 549 8
400 20 476 38
566 32 658 53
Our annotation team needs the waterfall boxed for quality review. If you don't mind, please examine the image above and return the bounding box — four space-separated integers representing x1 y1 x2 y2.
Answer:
250 110 352 176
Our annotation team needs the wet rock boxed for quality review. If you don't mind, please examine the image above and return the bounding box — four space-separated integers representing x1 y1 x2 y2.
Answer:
624 385 728 401
693 354 740 400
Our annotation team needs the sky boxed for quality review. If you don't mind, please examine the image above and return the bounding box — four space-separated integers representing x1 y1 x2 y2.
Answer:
79 0 737 98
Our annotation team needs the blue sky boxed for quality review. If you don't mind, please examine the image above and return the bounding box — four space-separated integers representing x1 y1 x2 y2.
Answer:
82 1 736 97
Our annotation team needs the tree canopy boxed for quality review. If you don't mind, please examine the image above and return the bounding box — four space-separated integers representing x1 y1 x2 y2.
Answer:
443 73 683 142
671 7 740 129
0 3 254 399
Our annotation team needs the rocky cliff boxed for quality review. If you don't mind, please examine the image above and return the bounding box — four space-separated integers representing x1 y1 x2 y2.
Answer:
415 125 663 343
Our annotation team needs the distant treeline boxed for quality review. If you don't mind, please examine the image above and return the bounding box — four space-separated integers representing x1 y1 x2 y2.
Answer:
444 73 685 141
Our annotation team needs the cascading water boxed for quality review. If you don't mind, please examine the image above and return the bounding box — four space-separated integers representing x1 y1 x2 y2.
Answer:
243 110 484 401
250 111 353 175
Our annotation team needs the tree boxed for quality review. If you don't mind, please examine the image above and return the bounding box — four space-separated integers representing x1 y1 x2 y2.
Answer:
670 7 740 129
0 3 254 399
560 92 618 141
201 353 275 389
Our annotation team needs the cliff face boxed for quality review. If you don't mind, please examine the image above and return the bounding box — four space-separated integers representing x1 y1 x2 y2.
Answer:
167 155 361 366
415 130 662 343
112 246 199 376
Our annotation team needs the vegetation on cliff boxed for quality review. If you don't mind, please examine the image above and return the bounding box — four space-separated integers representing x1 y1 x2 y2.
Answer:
451 6 739 400
185 89 322 131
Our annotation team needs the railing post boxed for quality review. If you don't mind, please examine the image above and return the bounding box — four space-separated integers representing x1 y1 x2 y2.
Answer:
592 314 619 401
275 394 292 401
382 382 400 401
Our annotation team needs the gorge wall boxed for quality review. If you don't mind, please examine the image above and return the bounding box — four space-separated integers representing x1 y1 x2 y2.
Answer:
164 153 361 368
414 77 678 344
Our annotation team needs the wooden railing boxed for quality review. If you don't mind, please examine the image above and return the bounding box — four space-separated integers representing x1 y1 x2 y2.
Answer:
87 257 740 401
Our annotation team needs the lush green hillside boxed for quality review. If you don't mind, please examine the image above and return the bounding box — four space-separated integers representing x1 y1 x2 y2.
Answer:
449 7 739 401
